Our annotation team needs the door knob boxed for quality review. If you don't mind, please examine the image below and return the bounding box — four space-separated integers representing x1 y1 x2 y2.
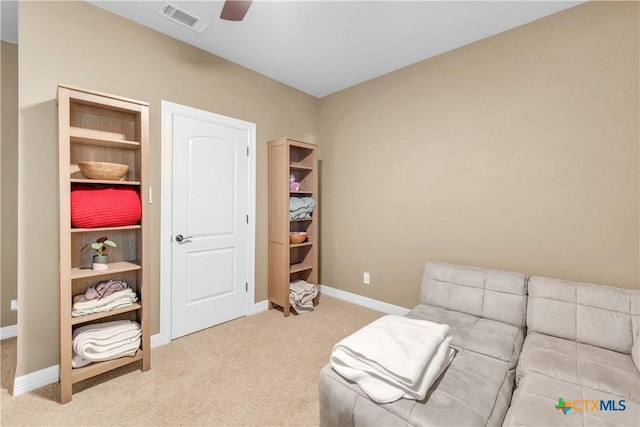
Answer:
175 234 193 243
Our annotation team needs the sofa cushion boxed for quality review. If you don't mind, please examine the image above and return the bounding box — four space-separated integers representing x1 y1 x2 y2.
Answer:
407 304 523 368
527 276 639 354
319 350 514 427
421 261 527 329
504 372 639 427
517 332 640 401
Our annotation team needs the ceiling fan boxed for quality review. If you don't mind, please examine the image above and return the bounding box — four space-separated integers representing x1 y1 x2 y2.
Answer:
220 0 253 21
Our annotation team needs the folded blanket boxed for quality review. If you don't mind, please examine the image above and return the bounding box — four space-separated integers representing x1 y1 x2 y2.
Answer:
72 288 138 317
290 197 315 220
330 315 454 403
72 320 140 346
72 298 136 317
289 280 318 314
72 338 140 368
71 320 141 368
73 326 141 356
71 288 138 317
73 288 137 310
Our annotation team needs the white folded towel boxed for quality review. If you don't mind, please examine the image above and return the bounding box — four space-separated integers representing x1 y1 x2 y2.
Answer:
72 289 138 317
72 288 137 311
71 339 140 368
330 314 454 403
71 320 141 368
72 298 137 317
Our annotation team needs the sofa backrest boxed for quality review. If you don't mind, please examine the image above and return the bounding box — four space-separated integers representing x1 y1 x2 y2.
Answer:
420 261 527 329
527 276 640 354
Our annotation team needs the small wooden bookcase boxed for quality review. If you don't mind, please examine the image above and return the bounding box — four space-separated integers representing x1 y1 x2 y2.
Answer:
57 85 150 403
268 137 319 316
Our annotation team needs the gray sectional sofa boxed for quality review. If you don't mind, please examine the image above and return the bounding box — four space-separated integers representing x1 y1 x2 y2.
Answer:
319 261 640 427
503 276 640 426
319 261 528 426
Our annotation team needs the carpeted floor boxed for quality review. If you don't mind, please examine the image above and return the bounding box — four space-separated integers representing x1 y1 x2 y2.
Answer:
0 295 383 426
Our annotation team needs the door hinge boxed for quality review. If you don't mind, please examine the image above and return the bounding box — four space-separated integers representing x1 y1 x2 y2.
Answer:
245 282 248 292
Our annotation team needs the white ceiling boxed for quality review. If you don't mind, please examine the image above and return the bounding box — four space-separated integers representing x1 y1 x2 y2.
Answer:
3 1 583 98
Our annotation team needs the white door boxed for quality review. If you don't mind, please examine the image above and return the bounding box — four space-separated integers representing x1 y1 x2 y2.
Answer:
170 108 252 339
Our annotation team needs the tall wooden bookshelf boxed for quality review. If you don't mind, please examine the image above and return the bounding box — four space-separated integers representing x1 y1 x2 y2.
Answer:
57 85 150 403
268 138 318 316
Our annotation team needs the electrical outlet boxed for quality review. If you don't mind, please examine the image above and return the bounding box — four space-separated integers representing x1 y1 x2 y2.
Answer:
363 272 370 285
10 299 17 311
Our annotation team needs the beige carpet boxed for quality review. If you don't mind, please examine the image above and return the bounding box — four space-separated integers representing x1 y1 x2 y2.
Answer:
1 296 383 426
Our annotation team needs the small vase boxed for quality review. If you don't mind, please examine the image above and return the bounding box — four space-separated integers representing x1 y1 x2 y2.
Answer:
92 255 108 271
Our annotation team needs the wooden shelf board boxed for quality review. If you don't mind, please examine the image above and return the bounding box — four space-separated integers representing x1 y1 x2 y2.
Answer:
71 225 141 233
71 350 143 383
70 127 140 149
71 303 142 325
290 218 313 222
289 164 313 171
290 191 313 195
70 178 141 186
290 242 312 248
288 140 315 150
62 84 149 107
289 263 313 274
71 261 141 280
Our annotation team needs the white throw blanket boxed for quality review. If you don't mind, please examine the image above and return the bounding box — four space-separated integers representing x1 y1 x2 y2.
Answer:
72 288 138 317
72 320 141 368
330 315 455 403
289 280 318 314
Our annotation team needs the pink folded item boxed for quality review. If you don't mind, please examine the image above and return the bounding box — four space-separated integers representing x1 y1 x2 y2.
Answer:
84 280 128 300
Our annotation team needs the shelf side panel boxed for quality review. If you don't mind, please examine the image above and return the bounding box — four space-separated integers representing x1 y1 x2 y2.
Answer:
57 86 74 404
268 142 288 243
138 104 151 371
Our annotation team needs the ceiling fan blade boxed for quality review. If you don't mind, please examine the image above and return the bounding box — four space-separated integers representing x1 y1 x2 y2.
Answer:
220 0 253 21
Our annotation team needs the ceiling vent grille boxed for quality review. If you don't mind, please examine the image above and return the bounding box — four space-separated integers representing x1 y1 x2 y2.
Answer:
159 2 210 33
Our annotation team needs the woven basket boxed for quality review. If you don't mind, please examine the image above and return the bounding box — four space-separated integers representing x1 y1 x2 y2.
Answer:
78 161 129 181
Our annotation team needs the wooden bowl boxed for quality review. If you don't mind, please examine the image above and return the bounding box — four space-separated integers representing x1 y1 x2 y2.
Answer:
289 232 307 244
78 161 129 181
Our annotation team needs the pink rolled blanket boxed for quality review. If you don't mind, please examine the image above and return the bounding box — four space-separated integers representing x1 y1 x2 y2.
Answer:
84 280 128 300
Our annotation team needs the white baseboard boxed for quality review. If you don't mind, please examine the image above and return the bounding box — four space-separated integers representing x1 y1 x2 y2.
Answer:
318 285 410 315
0 324 17 340
251 299 268 314
150 331 170 348
12 364 59 397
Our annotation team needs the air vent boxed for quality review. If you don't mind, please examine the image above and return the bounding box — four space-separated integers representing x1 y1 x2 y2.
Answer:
159 2 210 33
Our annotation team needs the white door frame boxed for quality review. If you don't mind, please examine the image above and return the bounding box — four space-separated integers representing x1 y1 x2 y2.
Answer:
159 100 256 346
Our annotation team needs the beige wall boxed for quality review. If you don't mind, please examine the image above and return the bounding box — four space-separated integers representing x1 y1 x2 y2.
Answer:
1 41 18 328
17 1 317 375
318 0 639 308
15 0 640 378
